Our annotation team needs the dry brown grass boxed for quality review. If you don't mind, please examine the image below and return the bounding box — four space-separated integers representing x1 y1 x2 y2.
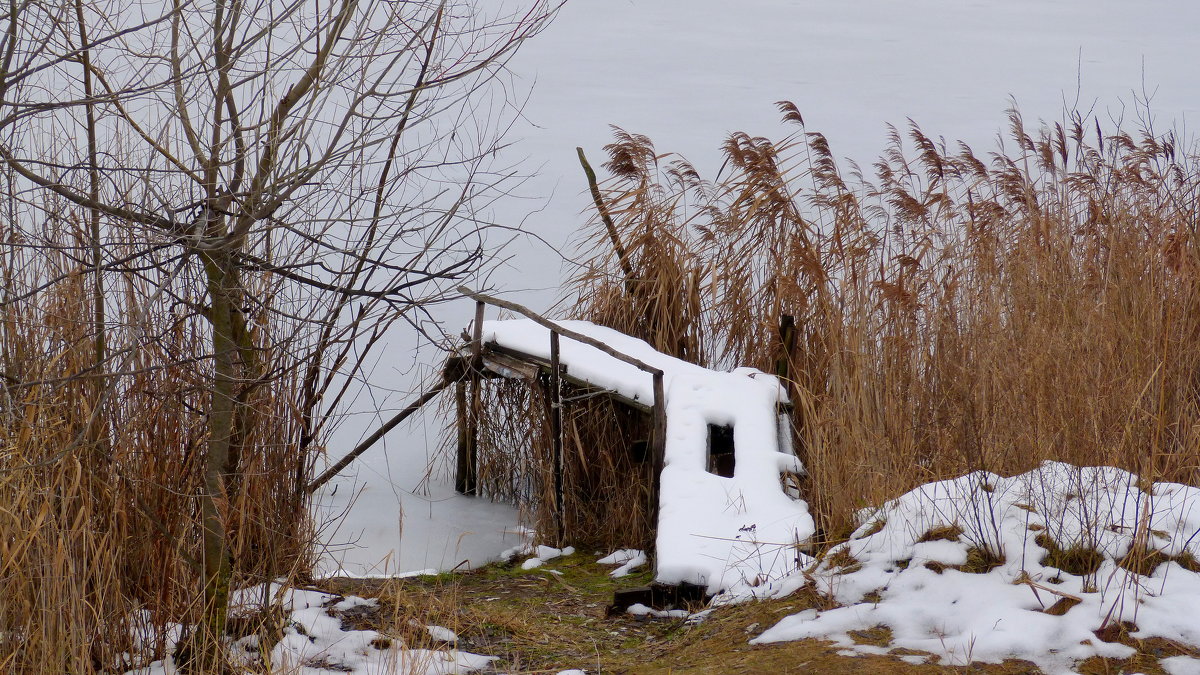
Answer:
328 553 1061 674
558 102 1200 545
0 221 317 672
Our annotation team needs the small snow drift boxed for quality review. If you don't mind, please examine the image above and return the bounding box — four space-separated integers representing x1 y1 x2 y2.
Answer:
756 462 1200 674
481 318 815 595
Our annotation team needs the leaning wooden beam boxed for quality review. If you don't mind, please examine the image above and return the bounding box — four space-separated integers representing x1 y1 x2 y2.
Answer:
307 380 449 493
457 287 665 379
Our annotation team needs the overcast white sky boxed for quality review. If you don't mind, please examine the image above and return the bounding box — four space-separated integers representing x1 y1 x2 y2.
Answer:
316 0 1200 576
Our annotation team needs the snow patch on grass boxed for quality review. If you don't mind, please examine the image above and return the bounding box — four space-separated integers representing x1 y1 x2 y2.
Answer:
598 549 647 577
126 583 496 675
521 545 575 570
756 462 1200 673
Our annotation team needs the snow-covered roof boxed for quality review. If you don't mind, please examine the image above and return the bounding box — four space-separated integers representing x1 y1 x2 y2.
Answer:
483 319 815 595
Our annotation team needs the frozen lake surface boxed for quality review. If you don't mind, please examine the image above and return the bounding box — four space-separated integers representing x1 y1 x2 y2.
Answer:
314 0 1200 577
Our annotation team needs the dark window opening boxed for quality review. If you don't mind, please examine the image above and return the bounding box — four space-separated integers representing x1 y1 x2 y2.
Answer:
707 423 735 477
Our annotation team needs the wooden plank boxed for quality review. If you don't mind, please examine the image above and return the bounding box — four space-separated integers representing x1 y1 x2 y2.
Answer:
484 342 553 369
481 351 540 380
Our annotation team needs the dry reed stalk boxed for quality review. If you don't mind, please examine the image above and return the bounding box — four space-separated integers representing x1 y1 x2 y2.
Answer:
0 216 319 672
562 103 1200 546
434 102 1200 565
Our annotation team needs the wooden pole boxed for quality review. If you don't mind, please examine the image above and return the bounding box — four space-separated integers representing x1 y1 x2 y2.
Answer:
650 371 666 552
775 313 807 466
549 330 565 546
775 314 795 383
458 300 485 496
309 380 449 493
472 300 485 359
454 380 476 495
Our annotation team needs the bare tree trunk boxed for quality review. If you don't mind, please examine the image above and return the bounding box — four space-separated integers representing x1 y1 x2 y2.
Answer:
198 247 238 662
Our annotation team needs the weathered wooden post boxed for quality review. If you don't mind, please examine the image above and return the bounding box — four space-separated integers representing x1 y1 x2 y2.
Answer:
775 313 807 467
454 379 475 495
650 371 667 541
775 314 796 383
455 301 486 495
548 330 565 546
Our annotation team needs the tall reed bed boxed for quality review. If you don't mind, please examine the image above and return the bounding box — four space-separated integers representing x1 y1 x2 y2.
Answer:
565 103 1200 545
0 216 317 672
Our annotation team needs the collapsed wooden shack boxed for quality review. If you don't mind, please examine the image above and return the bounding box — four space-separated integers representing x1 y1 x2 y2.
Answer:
449 290 816 595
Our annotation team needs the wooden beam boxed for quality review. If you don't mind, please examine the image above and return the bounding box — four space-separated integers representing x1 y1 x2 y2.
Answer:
308 380 448 493
454 380 477 495
484 343 653 412
549 331 565 546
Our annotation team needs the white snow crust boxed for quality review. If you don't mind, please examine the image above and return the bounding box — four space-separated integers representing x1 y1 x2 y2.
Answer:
598 549 647 578
484 319 815 594
520 544 575 570
755 461 1200 674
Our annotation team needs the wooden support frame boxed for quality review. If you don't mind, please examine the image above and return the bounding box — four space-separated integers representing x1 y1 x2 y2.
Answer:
457 288 664 380
482 343 652 412
457 287 671 554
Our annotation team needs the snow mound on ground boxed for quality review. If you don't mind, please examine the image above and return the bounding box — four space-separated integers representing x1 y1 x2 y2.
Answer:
521 544 575 570
598 549 647 577
755 461 1200 674
485 319 815 595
